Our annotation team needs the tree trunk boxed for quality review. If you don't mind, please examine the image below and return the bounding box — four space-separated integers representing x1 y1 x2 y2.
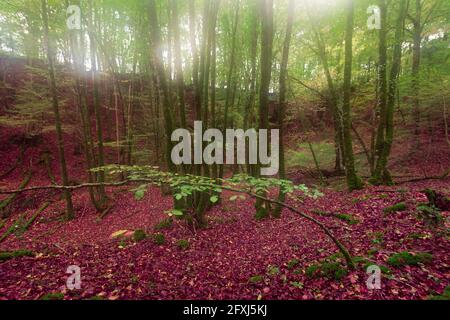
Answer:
88 0 108 206
41 0 74 220
371 0 407 185
342 0 363 191
412 0 422 138
274 0 295 217
170 0 187 129
255 0 274 220
148 0 175 172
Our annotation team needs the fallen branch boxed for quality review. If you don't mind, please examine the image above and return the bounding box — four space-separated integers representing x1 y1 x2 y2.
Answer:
0 171 32 217
0 144 26 180
0 212 26 243
0 177 355 269
394 167 450 184
23 202 51 231
0 180 131 195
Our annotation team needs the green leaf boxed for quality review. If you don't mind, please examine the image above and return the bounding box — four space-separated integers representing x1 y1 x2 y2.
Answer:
166 209 183 216
229 195 238 201
210 195 219 203
134 189 145 200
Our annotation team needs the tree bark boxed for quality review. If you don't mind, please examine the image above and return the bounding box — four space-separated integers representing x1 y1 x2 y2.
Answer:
341 0 362 191
41 0 74 220
274 0 295 217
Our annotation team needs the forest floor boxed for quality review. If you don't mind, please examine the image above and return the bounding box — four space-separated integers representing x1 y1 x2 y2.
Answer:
0 125 449 300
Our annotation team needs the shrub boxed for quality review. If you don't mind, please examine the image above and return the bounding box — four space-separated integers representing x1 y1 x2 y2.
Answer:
152 233 165 245
176 239 190 250
416 204 443 226
154 218 173 231
387 251 433 267
286 259 300 269
383 202 407 214
133 229 146 242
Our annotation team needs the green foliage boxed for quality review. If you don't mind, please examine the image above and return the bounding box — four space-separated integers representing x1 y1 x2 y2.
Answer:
131 184 147 200
387 251 433 267
210 195 219 203
248 275 264 283
0 249 34 261
383 202 407 214
94 165 323 203
290 281 304 289
416 204 443 226
306 261 348 280
286 259 300 269
335 213 359 225
370 232 384 245
229 195 246 201
286 142 335 169
133 229 146 242
165 209 183 217
40 292 64 300
175 239 190 250
154 218 173 231
152 233 165 245
427 286 450 300
267 265 280 276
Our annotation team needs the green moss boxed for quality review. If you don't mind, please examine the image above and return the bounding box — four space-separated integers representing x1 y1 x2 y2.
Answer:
383 202 407 214
88 295 105 300
0 249 34 261
408 233 427 240
287 259 300 269
40 292 64 300
416 204 443 226
293 268 303 275
427 286 450 300
130 275 139 284
133 229 146 242
154 218 173 231
352 256 369 265
152 233 165 245
290 281 304 289
371 231 384 244
175 239 190 250
306 261 348 280
248 275 264 283
335 213 359 225
387 251 433 267
367 248 379 256
254 207 269 220
311 209 328 216
267 265 280 276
